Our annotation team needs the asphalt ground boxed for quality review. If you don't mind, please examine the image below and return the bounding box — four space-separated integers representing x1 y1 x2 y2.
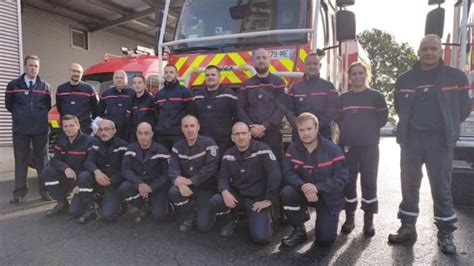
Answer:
1 137 473 265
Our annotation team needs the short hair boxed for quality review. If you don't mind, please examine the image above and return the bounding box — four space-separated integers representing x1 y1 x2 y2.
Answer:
99 119 115 129
164 64 178 72
205 65 220 72
61 114 80 126
132 74 146 83
24 55 40 65
296 112 319 128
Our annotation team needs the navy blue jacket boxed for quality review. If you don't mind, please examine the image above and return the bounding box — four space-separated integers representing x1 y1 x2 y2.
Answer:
288 75 338 130
154 81 193 136
169 136 219 190
122 142 170 191
97 87 134 140
394 60 471 146
237 74 287 132
219 140 281 201
5 74 51 134
56 81 98 130
192 85 238 143
50 133 93 173
130 92 156 137
337 88 388 146
283 138 349 214
85 136 128 185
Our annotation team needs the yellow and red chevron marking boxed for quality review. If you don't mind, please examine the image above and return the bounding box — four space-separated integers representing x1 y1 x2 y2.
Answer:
170 49 298 87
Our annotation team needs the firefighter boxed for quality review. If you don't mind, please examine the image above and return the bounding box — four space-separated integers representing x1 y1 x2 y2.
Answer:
97 69 134 141
192 65 238 154
119 122 171 223
42 115 96 224
85 119 128 222
287 53 339 140
237 48 287 165
5 55 52 204
337 62 388 236
388 34 471 255
209 122 281 245
154 65 194 151
169 115 219 232
280 113 349 247
129 75 156 142
56 63 98 134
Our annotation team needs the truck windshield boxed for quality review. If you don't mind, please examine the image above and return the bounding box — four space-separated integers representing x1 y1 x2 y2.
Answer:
82 72 140 96
173 0 310 53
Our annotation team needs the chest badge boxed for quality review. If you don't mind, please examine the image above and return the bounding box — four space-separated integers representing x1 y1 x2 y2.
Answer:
207 105 212 109
190 166 194 171
423 88 429 93
299 98 303 102
71 101 76 105
118 103 123 107
405 94 409 98
24 91 29 95
258 94 263 99
240 169 245 173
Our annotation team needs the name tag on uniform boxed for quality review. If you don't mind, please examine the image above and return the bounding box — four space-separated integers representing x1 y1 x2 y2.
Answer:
258 94 263 99
118 103 123 107
207 105 212 109
24 91 29 95
240 169 245 173
299 98 303 102
423 88 429 93
71 101 76 105
190 166 194 171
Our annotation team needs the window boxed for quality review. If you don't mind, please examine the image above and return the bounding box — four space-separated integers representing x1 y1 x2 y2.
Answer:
71 28 89 50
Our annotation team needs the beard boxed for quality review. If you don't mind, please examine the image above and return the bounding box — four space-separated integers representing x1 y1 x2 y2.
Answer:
256 65 269 75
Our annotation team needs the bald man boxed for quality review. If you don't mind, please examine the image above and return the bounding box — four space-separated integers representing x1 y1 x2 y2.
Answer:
56 63 98 134
388 34 471 255
237 48 287 166
98 70 134 140
119 122 171 223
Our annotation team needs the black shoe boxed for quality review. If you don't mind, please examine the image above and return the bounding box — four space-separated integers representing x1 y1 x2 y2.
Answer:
341 212 355 234
118 203 128 218
388 222 417 243
134 208 147 223
40 192 52 202
220 219 237 237
363 212 375 237
45 202 69 217
78 208 97 224
179 213 196 232
438 231 457 255
281 225 308 247
9 196 24 204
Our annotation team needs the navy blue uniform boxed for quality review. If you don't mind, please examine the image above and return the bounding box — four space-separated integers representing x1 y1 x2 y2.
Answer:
56 81 98 134
281 138 349 246
119 142 171 221
394 60 471 231
288 75 338 139
42 133 94 217
169 136 219 231
97 87 134 141
337 88 388 213
192 85 238 153
5 74 51 198
129 92 156 142
238 74 287 164
210 140 281 244
85 136 128 222
154 81 193 150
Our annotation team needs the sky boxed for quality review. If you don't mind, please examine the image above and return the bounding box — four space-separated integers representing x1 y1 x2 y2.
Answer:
352 0 455 50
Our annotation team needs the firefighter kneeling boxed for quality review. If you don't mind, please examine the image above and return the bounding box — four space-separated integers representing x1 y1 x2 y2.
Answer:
280 112 349 247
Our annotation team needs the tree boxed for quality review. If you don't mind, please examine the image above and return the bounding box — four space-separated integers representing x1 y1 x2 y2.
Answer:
357 29 417 107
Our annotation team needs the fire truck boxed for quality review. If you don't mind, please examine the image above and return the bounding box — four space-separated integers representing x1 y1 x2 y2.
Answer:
425 0 474 205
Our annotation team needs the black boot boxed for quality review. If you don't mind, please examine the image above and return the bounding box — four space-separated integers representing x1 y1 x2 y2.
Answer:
220 218 238 237
179 212 196 232
135 207 148 223
281 225 307 247
341 212 355 234
388 220 417 243
363 212 375 237
45 201 69 217
78 204 97 224
437 230 457 255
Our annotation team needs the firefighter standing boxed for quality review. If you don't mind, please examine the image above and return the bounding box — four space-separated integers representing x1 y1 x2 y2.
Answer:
388 35 471 255
154 65 194 151
5 55 52 203
42 115 96 224
119 122 171 223
85 119 128 222
169 115 219 232
97 69 134 141
280 113 349 247
337 62 388 236
288 53 339 140
129 75 156 142
192 65 238 154
237 48 287 165
56 63 98 134
209 122 281 245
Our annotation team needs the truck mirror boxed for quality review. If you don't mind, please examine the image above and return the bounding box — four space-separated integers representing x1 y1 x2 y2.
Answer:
229 4 250 20
336 10 356 42
425 7 445 37
336 0 355 7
